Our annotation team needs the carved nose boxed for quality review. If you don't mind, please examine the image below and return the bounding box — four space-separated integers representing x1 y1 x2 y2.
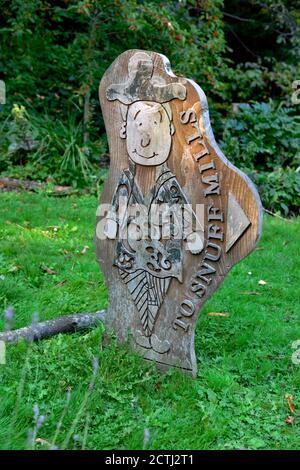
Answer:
141 134 151 147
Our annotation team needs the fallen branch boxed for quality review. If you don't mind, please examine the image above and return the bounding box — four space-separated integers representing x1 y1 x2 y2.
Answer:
0 310 106 344
0 177 78 196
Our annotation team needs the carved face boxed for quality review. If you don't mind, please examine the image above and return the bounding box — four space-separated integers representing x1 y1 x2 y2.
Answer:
125 101 173 166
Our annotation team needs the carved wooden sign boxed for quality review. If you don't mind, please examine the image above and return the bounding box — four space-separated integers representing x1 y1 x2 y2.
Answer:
96 50 263 376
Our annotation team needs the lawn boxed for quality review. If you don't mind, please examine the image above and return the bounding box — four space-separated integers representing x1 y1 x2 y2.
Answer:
0 191 299 450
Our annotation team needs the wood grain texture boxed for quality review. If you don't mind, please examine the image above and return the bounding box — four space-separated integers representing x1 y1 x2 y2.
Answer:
95 50 263 376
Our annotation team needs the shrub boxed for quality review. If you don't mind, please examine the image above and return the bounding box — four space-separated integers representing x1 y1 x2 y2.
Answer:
0 104 107 187
221 101 300 216
249 167 300 216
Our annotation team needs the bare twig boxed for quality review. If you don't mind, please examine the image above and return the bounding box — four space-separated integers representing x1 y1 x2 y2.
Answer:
263 208 293 223
223 12 254 22
227 25 260 58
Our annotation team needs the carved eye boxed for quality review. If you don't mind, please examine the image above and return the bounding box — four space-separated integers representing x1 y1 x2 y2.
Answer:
139 122 142 127
154 121 157 125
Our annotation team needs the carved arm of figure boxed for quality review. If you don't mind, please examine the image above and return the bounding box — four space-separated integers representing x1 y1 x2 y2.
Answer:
103 174 131 240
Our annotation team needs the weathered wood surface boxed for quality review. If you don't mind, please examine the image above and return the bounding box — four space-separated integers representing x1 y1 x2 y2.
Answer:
0 311 106 343
96 50 263 376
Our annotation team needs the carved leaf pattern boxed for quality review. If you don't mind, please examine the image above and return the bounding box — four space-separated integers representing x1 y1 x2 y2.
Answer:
119 268 171 336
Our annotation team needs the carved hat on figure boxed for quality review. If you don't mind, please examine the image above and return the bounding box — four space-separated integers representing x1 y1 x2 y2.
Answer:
106 52 186 105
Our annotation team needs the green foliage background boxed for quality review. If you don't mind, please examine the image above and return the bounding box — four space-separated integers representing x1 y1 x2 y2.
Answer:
0 0 299 213
0 1 300 450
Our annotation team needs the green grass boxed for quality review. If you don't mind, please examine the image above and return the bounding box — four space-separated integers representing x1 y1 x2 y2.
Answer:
0 191 299 450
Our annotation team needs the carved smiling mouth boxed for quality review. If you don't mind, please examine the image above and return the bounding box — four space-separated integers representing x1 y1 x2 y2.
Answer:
133 149 158 159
